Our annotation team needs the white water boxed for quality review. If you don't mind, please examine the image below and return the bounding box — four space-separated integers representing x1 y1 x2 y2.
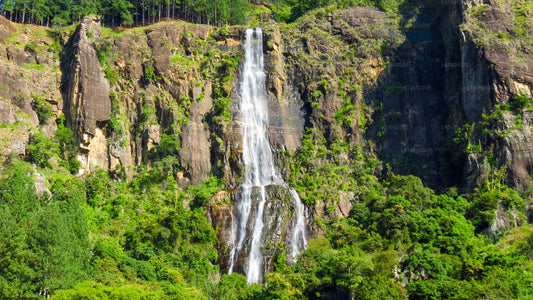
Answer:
228 28 308 284
290 189 308 259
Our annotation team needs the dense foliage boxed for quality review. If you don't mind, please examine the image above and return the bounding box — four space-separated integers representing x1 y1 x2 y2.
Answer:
2 124 533 299
2 152 532 299
260 179 533 299
0 0 250 27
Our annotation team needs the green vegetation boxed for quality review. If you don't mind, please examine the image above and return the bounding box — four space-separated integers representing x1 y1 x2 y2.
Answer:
13 128 533 299
0 0 414 28
463 0 533 57
55 116 81 174
0 157 220 299
0 161 90 299
26 130 61 168
1 1 532 299
32 96 54 124
143 64 156 82
257 176 533 299
96 39 121 85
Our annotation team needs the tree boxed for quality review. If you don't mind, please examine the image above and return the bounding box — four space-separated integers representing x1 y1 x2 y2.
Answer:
111 0 134 26
0 205 36 298
0 162 90 298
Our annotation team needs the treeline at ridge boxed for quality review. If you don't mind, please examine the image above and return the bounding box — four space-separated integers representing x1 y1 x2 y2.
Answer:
0 0 406 28
0 0 252 27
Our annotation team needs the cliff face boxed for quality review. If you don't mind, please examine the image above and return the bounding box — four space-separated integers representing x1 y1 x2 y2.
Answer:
59 17 310 187
0 16 63 158
62 16 111 174
1 5 528 193
328 1 533 194
459 0 533 192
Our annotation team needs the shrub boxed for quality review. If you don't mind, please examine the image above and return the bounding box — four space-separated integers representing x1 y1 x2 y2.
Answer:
144 65 155 82
510 95 530 114
26 131 59 168
32 97 54 124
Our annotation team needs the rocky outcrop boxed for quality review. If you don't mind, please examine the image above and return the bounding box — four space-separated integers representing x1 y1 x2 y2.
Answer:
62 16 111 174
458 0 533 191
0 16 63 159
208 184 308 274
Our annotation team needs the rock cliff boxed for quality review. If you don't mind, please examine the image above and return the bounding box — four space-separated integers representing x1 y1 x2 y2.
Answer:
62 15 111 174
459 0 533 192
0 16 63 158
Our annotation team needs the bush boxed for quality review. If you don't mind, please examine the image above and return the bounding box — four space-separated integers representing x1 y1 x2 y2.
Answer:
32 96 54 124
144 64 155 82
510 95 530 113
26 131 60 168
94 237 124 261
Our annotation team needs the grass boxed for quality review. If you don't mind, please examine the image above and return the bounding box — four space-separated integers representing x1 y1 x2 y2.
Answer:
21 63 45 71
169 51 198 70
497 223 533 250
100 26 129 39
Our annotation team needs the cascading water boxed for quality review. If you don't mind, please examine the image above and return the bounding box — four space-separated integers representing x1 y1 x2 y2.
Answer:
290 189 308 259
227 28 308 284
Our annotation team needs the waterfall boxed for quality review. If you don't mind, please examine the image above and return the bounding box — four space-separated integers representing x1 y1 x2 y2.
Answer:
290 189 308 259
227 28 308 284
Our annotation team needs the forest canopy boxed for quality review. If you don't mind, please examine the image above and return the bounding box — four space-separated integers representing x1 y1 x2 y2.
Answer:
0 0 405 27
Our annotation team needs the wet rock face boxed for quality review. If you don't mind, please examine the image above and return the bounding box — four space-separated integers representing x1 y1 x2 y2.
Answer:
263 29 306 154
229 27 306 178
208 184 306 275
352 2 482 190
